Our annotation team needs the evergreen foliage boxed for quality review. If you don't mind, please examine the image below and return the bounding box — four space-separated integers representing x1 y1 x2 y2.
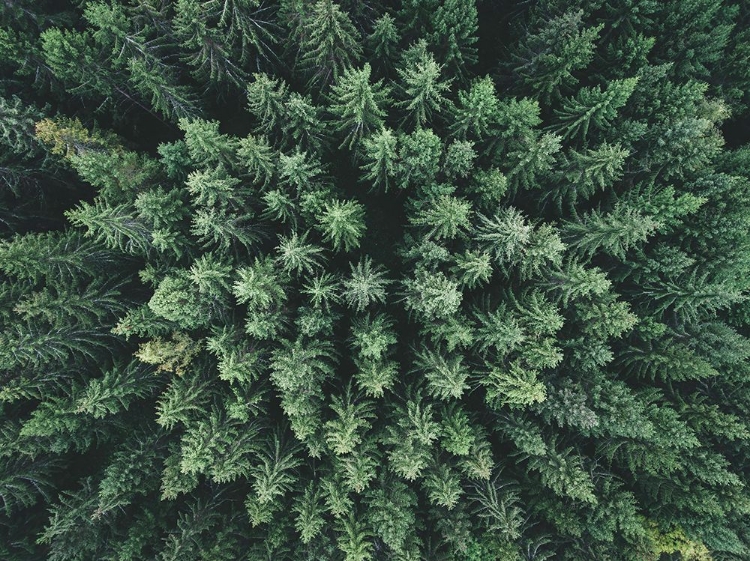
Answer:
2 1 750 559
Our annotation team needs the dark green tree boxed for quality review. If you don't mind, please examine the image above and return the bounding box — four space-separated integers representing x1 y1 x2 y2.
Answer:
329 63 389 149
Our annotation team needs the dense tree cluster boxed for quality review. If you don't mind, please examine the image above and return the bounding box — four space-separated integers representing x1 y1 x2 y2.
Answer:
2 0 750 559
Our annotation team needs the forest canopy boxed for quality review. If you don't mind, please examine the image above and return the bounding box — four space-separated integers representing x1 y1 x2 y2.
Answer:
2 0 750 559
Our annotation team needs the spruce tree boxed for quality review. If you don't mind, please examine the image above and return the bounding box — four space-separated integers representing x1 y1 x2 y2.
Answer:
1 1 750 560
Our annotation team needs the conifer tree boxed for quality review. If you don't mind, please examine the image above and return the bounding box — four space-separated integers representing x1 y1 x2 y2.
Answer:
395 40 452 128
360 128 398 191
342 257 390 312
297 0 363 89
396 127 442 188
449 76 501 141
507 10 603 99
329 63 389 149
2 2 750 559
550 78 639 140
367 13 399 73
428 0 478 81
318 199 367 252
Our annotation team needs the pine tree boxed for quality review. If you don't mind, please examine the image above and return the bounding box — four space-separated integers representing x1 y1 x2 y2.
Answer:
336 511 373 561
439 404 475 457
302 272 342 310
205 0 278 66
652 0 737 79
413 346 470 400
94 430 163 516
135 187 187 232
159 492 227 560
505 132 561 192
282 92 327 152
156 370 213 431
14 278 127 329
76 361 158 419
0 454 60 517
541 260 611 307
237 133 276 187
148 274 211 329
366 478 418 555
423 460 463 509
354 356 398 399
178 118 239 168
178 408 260 483
546 142 630 210
483 361 546 410
350 312 397 361
384 393 440 481
0 231 116 282
643 271 745 323
270 339 336 443
246 72 289 134
452 250 493 289
324 384 375 455
336 440 378 494
402 270 462 320
467 168 509 210
135 331 203 375
191 208 264 253
367 14 399 72
38 479 105 560
65 201 152 255
275 231 326 276
186 165 247 210
293 483 326 543
0 96 45 157
35 117 112 159
172 0 248 89
233 256 287 317
473 303 526 358
127 57 202 121
444 139 476 180
474 207 532 268
278 149 324 193
40 27 117 100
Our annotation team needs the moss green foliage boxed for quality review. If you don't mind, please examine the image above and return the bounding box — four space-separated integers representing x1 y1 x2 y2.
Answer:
1 0 750 560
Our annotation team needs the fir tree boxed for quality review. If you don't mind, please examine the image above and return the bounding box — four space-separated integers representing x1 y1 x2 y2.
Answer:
360 127 398 192
550 78 639 140
317 199 367 252
329 63 389 149
342 257 390 312
395 40 452 128
297 0 363 89
2 2 750 559
507 10 603 99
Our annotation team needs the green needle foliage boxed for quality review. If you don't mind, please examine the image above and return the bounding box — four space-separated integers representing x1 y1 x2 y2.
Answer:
1 1 750 560
296 0 363 89
318 198 367 252
329 63 390 149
